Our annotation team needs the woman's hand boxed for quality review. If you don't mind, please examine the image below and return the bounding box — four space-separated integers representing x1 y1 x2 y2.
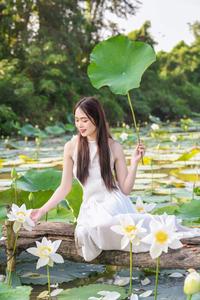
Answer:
131 141 146 164
30 208 44 224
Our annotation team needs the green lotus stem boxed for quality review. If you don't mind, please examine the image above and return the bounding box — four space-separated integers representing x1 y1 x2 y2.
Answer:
45 212 48 221
127 92 140 143
127 92 144 164
85 0 91 21
7 231 19 286
129 241 133 295
154 256 160 300
12 180 18 205
192 182 195 200
187 295 192 300
47 264 51 299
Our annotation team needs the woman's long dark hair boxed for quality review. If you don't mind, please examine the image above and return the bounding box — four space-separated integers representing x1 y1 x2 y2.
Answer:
73 97 117 191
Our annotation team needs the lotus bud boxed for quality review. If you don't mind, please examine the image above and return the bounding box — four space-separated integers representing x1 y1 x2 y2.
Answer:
28 192 34 203
184 269 200 295
11 167 18 180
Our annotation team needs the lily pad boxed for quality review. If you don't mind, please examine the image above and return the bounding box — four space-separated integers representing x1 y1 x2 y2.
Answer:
17 253 105 285
176 148 200 161
57 283 127 300
0 283 32 300
88 35 156 95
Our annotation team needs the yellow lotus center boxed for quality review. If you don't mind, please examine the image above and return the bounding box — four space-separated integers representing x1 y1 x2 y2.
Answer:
124 225 137 233
137 206 145 212
39 246 52 257
155 230 168 243
16 211 26 222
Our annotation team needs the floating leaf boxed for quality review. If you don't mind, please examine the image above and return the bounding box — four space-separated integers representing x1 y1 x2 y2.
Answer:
17 254 105 285
176 148 200 161
0 283 32 299
171 170 200 182
18 155 37 163
57 283 127 300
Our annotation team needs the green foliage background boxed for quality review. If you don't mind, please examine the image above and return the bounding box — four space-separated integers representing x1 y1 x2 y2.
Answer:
0 1 200 135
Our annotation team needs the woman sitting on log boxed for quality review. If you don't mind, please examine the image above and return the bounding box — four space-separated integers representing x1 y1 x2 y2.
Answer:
30 96 200 262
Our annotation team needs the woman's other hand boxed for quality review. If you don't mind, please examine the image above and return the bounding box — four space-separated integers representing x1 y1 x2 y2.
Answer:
131 141 145 164
30 208 44 224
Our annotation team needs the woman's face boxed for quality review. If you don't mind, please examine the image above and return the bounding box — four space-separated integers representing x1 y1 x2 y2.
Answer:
74 107 97 138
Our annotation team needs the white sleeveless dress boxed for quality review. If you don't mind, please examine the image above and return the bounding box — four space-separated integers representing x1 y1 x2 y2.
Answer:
71 136 200 262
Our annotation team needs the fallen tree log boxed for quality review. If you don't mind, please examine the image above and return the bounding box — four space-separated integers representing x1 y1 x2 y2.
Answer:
1 221 200 269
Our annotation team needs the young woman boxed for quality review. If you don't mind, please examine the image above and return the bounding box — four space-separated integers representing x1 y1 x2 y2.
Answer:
30 97 199 262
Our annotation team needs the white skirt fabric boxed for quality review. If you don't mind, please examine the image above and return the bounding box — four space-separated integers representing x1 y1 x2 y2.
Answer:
71 136 200 262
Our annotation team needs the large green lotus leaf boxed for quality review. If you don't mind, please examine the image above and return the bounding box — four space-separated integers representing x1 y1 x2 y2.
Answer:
19 124 41 137
88 35 156 95
177 200 200 218
153 205 179 215
45 125 65 136
58 283 127 300
0 283 32 300
0 206 7 220
0 189 53 208
66 179 83 219
44 205 74 223
15 168 61 192
65 123 75 132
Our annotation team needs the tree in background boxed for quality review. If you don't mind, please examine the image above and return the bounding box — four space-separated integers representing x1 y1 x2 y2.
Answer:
0 1 199 134
0 0 139 131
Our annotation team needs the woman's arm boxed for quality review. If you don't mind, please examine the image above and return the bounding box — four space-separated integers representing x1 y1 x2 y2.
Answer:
30 140 73 222
113 141 145 195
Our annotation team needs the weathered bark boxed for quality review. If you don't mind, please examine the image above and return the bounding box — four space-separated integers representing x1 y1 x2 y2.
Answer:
5 221 16 273
1 221 200 269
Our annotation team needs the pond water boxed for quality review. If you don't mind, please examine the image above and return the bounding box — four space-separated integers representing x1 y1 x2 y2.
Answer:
0 118 200 299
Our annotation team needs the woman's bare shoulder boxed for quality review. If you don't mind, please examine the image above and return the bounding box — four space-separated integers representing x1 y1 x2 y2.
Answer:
64 135 78 157
108 138 123 154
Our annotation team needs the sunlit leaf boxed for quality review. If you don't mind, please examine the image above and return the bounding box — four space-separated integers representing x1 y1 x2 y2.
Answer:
88 35 156 95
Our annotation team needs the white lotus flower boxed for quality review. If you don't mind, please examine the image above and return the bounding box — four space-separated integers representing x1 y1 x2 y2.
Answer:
113 275 130 286
26 237 64 269
140 290 153 297
151 123 159 131
7 203 35 233
141 277 151 286
111 215 146 249
141 214 183 259
134 197 156 214
88 290 121 300
184 269 200 295
169 272 183 278
120 132 128 142
170 134 177 143
50 288 63 297
130 294 139 300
